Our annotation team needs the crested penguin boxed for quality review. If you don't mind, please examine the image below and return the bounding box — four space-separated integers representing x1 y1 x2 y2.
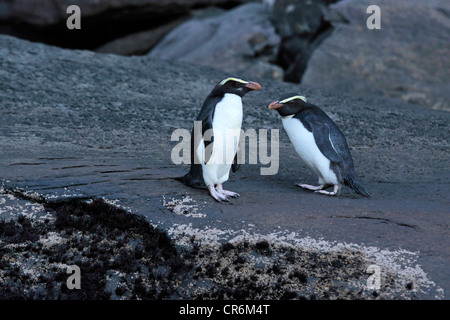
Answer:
268 93 370 197
177 77 261 202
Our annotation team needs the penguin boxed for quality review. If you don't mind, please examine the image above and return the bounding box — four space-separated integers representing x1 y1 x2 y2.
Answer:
177 77 261 202
268 93 370 197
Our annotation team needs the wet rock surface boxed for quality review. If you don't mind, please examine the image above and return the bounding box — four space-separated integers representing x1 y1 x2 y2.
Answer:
0 35 449 299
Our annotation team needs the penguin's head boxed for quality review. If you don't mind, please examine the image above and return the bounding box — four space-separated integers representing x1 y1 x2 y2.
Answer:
215 77 261 97
268 93 307 117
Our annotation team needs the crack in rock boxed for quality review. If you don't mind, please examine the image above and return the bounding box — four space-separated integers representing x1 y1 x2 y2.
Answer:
333 214 420 231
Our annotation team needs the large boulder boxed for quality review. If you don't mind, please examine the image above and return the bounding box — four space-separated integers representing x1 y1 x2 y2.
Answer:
301 0 450 111
148 3 284 80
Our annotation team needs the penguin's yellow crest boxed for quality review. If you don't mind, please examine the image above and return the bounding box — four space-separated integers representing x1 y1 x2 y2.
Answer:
280 95 307 104
219 77 249 86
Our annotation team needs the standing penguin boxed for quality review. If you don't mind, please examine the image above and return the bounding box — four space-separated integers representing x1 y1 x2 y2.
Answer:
268 93 370 197
177 77 261 202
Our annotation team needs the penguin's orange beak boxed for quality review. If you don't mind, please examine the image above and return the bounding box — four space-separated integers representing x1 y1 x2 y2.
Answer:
268 101 282 109
245 81 261 90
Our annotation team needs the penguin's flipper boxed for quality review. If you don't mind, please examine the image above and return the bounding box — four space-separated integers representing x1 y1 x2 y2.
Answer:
310 121 343 163
196 94 221 165
232 153 240 172
201 113 214 164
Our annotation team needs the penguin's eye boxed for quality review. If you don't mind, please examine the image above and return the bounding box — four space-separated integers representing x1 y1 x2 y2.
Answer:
233 82 240 88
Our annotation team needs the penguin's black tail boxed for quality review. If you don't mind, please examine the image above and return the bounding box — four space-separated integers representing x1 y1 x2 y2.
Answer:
345 174 371 198
175 164 205 189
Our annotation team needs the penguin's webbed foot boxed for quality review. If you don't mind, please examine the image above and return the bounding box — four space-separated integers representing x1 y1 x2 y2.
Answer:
314 184 341 196
297 183 341 196
208 185 230 202
297 183 324 191
225 192 240 198
216 184 240 198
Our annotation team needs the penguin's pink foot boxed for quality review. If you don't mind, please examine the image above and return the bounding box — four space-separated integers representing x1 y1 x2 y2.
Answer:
208 185 229 202
216 184 240 198
314 184 341 196
297 183 324 191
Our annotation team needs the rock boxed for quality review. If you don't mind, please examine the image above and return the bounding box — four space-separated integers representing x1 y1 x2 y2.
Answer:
0 0 248 26
302 0 450 111
269 0 336 82
0 0 249 51
277 37 313 83
95 18 186 56
148 3 284 80
270 0 333 38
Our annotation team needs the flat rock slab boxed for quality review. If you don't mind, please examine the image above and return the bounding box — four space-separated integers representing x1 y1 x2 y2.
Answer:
1 35 449 299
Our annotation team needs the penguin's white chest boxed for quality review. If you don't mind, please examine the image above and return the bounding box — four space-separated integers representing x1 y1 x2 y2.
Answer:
199 93 243 186
282 116 337 184
213 93 243 136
